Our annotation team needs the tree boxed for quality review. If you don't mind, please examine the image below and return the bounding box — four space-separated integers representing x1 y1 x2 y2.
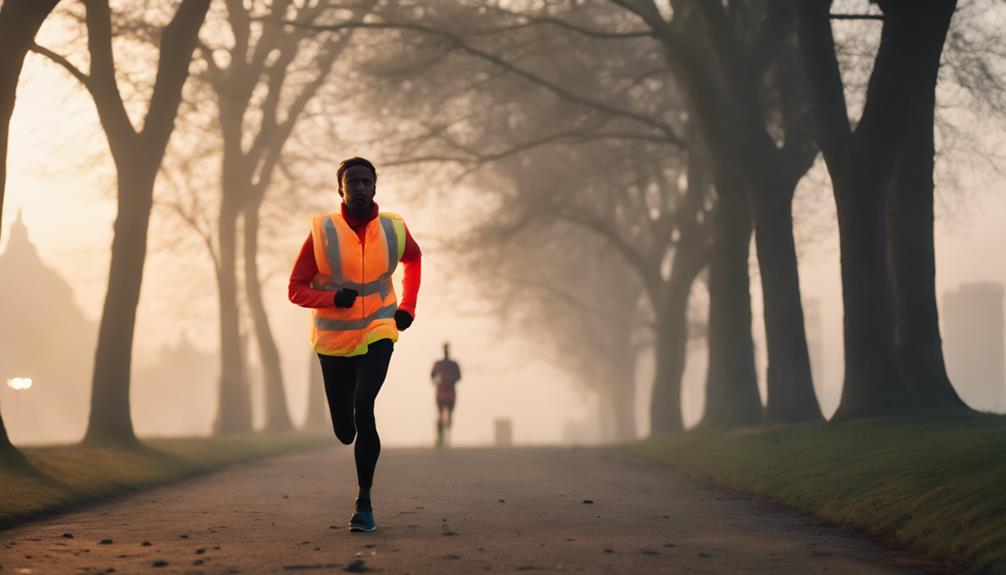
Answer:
0 0 61 453
197 0 363 434
35 0 211 443
463 147 660 440
796 0 963 417
608 0 822 423
306 2 729 432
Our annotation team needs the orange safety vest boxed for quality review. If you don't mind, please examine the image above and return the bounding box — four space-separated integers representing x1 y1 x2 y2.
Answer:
309 210 407 357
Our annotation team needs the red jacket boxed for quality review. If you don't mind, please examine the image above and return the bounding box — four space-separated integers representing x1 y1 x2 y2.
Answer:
288 203 421 317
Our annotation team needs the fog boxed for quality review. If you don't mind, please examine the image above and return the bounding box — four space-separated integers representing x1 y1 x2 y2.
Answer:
1 1 1004 448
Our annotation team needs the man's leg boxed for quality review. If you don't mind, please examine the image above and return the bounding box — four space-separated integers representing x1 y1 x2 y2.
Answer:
318 353 358 445
353 339 394 493
435 402 446 448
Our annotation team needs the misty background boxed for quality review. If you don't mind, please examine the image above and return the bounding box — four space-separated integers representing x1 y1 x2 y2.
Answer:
1 0 1004 447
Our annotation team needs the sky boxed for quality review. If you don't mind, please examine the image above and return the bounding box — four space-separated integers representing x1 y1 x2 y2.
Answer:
1 9 1005 446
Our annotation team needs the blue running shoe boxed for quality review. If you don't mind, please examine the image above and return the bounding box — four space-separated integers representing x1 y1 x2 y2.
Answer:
349 509 377 532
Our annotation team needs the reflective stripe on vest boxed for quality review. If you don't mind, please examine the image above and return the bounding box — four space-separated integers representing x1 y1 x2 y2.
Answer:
309 211 406 357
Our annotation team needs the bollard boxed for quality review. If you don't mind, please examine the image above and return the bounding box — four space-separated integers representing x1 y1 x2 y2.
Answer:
494 418 512 448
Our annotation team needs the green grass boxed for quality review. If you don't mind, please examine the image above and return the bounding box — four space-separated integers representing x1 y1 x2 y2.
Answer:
0 433 330 529
622 413 1006 574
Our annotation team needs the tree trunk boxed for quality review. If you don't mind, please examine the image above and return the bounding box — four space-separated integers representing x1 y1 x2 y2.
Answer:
71 0 210 443
0 0 60 453
84 164 156 444
701 183 762 428
886 4 965 412
302 351 330 432
214 199 253 434
606 340 638 441
649 247 705 435
243 201 293 432
0 0 60 233
0 409 13 452
797 0 958 419
832 182 905 419
753 182 823 422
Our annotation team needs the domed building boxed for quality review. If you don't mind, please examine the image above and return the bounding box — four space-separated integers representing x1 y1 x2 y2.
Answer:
0 211 96 444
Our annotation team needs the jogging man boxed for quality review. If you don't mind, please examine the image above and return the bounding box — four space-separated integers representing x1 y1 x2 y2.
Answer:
288 157 421 532
430 342 461 448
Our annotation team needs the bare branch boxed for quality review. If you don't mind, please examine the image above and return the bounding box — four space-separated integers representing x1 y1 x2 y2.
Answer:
30 43 91 87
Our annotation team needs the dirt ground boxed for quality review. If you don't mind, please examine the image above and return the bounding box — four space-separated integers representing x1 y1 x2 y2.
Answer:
0 445 946 574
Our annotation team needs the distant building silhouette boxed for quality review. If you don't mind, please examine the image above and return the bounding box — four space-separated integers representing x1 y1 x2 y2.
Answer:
943 282 1005 412
0 211 96 443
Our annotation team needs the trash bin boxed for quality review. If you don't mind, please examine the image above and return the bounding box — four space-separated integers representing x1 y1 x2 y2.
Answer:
494 418 512 448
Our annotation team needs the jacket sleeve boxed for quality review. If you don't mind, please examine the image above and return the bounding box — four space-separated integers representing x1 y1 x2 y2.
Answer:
397 222 422 317
288 233 334 309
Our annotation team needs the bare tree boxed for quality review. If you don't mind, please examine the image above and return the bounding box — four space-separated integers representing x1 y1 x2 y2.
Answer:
797 0 964 417
34 0 211 444
196 0 366 434
0 0 61 453
301 2 733 432
602 0 821 423
463 148 652 440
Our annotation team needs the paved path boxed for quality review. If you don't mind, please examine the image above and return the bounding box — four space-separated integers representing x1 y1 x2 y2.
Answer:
0 446 942 574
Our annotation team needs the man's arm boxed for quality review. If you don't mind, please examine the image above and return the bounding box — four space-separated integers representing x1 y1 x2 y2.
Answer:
397 223 422 318
288 233 335 308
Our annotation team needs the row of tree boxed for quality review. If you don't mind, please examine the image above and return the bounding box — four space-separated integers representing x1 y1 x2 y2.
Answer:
0 0 365 449
300 0 1001 436
1 0 1002 451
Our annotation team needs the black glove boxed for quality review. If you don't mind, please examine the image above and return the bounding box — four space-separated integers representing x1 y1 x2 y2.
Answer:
333 288 358 308
395 309 414 331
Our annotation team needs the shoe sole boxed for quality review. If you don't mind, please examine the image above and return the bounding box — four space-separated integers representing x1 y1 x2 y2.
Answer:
349 525 377 533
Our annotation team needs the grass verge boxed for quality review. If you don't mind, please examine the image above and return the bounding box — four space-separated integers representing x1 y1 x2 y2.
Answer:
0 433 331 530
622 413 1006 574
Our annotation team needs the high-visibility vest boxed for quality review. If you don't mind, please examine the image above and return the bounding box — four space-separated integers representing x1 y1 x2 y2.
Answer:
309 211 407 357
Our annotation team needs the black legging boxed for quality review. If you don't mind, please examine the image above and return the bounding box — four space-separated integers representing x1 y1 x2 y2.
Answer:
317 339 394 488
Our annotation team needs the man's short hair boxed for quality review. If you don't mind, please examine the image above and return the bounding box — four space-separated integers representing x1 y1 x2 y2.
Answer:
337 157 377 191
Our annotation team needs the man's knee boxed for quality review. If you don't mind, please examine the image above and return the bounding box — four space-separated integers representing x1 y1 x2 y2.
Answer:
333 421 356 445
354 402 376 429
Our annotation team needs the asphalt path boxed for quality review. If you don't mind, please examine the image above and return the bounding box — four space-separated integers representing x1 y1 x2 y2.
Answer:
0 445 944 574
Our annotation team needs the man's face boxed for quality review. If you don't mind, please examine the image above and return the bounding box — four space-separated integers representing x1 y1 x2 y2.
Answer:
341 165 376 211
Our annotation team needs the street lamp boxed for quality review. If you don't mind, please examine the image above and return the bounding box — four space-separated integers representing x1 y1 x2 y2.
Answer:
6 377 32 391
5 377 33 437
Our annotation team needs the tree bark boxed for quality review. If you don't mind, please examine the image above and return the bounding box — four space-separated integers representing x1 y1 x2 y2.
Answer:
796 0 958 419
700 176 762 428
649 247 705 435
81 0 211 444
754 181 823 422
85 163 156 443
886 2 964 411
213 197 253 434
243 199 293 432
831 181 905 418
0 410 12 453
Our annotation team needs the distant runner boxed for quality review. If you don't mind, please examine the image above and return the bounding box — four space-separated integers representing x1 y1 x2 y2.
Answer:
288 157 421 533
431 342 462 448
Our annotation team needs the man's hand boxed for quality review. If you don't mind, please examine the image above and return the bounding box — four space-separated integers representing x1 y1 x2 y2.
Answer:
333 288 358 308
395 309 414 331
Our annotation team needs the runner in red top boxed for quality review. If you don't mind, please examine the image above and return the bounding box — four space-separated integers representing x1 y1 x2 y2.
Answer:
430 342 462 448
